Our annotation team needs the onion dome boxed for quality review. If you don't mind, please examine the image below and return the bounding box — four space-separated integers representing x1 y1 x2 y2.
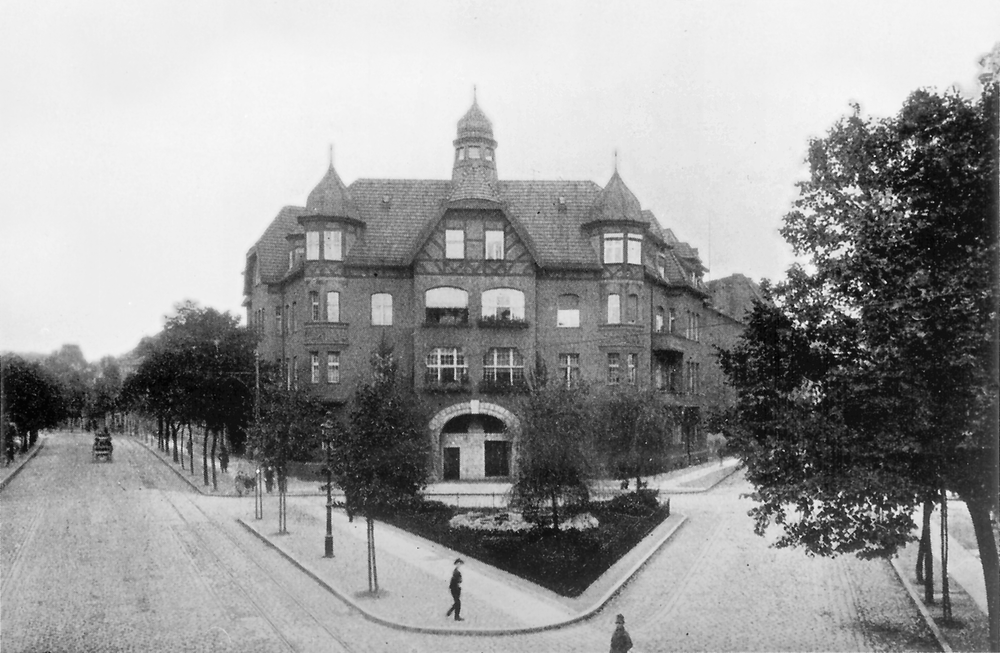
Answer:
450 93 500 203
456 99 495 142
587 170 645 224
306 163 360 220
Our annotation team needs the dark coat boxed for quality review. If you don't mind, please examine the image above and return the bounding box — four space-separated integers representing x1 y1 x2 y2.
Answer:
449 568 462 595
610 625 633 653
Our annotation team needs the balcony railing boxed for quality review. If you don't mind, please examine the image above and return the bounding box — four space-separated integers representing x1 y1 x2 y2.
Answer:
477 315 530 329
423 372 471 394
478 376 531 395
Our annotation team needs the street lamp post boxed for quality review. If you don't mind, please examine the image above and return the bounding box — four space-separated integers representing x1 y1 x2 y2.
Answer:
322 421 334 558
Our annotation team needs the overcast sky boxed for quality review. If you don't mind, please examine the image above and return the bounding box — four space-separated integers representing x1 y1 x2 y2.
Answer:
1 0 996 362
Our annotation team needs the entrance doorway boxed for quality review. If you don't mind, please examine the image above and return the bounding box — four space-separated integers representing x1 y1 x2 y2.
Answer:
443 447 460 480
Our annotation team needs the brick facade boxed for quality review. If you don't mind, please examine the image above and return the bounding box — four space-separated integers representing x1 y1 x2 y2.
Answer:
244 99 756 481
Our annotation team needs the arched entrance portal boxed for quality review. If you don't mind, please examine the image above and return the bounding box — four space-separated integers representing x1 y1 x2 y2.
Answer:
429 401 520 481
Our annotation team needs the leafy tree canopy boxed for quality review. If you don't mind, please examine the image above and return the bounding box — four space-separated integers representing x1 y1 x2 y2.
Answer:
717 83 999 646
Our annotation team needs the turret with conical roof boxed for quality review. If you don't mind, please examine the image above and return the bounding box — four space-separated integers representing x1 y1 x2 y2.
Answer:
586 170 646 225
450 92 500 203
306 160 361 220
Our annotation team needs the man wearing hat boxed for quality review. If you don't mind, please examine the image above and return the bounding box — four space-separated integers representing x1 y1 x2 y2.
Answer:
445 558 464 621
610 613 633 652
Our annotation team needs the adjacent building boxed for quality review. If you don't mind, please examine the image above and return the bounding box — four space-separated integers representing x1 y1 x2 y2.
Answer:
244 98 756 482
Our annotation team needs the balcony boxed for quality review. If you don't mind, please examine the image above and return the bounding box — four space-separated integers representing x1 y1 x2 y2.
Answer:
423 372 471 394
477 315 530 330
478 376 531 395
651 330 688 352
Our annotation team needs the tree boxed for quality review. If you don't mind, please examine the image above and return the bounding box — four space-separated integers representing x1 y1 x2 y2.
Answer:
41 344 94 429
246 384 325 532
717 84 999 648
331 343 429 593
601 387 674 492
1 355 66 459
512 383 599 530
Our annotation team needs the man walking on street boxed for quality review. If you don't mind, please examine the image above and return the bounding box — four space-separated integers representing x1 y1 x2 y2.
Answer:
445 558 464 621
610 613 633 652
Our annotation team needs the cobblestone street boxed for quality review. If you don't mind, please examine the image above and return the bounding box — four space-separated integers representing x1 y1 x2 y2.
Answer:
1 432 937 652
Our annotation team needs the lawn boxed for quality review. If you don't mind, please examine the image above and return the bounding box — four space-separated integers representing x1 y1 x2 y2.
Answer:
383 491 670 597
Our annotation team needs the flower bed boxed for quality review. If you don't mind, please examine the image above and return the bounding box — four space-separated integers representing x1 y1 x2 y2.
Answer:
383 492 668 597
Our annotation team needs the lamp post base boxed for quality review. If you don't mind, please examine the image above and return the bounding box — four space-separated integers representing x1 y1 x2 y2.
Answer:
325 534 334 558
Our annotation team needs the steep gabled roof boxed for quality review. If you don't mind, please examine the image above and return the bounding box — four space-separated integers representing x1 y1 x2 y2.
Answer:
500 180 603 269
248 205 307 282
347 179 450 267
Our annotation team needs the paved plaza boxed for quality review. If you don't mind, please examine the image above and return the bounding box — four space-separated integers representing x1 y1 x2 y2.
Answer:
1 431 942 652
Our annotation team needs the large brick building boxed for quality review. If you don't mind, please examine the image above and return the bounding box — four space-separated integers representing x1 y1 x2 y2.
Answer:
244 99 756 482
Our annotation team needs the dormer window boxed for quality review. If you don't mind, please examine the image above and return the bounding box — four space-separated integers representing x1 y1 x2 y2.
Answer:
603 234 624 264
468 146 481 159
485 148 494 161
306 232 320 260
456 148 465 161
627 235 643 264
324 230 342 261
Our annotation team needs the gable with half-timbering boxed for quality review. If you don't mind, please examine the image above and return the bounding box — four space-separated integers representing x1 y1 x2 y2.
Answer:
414 209 534 276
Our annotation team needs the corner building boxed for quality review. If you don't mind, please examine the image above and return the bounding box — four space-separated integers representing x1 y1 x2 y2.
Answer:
244 99 757 482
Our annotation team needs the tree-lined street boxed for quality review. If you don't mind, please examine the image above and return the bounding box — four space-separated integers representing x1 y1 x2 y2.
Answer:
1 431 944 652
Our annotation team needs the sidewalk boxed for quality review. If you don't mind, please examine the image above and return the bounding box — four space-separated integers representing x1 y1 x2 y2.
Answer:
0 433 46 492
138 435 738 633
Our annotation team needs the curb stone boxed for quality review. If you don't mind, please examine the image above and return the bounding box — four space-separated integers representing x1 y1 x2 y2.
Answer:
236 513 688 636
0 437 45 493
889 556 953 653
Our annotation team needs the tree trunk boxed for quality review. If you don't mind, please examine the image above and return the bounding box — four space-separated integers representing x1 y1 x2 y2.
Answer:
916 499 934 604
210 428 218 491
202 426 209 486
940 486 951 620
187 423 194 475
157 414 164 450
171 423 180 464
966 495 1000 653
366 516 379 594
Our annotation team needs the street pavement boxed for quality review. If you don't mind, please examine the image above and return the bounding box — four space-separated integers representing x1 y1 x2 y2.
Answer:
2 431 943 652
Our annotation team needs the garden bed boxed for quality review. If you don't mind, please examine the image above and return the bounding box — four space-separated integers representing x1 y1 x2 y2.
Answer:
383 491 669 597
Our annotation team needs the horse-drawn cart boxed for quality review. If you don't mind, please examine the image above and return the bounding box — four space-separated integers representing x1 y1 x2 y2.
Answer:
93 433 113 462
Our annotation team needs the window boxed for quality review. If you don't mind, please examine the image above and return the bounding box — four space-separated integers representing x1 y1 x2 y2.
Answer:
291 302 297 332
275 307 282 335
559 353 580 388
668 308 676 334
687 361 701 394
627 294 639 324
326 291 340 323
657 252 666 278
425 287 469 324
694 313 701 342
456 147 465 161
485 148 494 161
324 231 342 261
603 233 624 264
288 250 295 270
483 348 524 384
655 307 664 332
627 353 638 384
371 293 393 326
468 146 481 159
292 356 298 390
445 229 465 259
607 353 621 384
627 235 643 264
557 294 580 327
286 357 291 390
306 232 320 260
285 304 291 333
327 352 340 384
481 288 524 320
607 294 621 324
485 229 505 260
425 347 468 384
310 352 320 384
310 292 320 321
